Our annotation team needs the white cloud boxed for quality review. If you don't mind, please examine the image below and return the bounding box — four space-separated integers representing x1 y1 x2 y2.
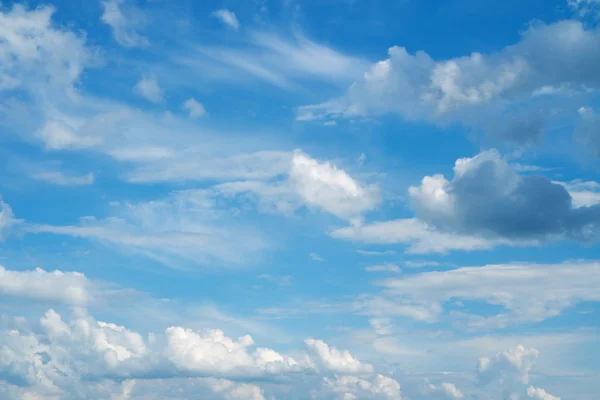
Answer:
0 4 92 93
183 98 207 119
527 386 561 400
305 338 373 375
477 345 539 385
376 261 600 327
364 264 401 273
0 307 409 399
297 20 600 143
216 151 379 220
35 120 101 150
165 327 301 376
133 76 163 103
211 9 240 31
101 0 149 47
408 149 600 241
425 382 464 399
0 266 91 306
290 150 380 220
554 179 600 208
31 171 94 186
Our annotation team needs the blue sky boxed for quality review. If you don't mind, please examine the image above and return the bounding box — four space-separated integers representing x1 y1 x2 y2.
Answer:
1 0 600 399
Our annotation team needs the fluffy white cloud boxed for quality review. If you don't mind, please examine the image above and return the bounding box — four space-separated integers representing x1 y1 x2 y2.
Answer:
477 345 539 385
183 98 207 119
527 386 561 400
0 266 91 306
101 0 149 47
166 327 302 376
305 338 373 375
0 4 92 92
408 149 600 241
211 9 240 31
31 171 94 186
425 382 464 399
290 150 380 220
133 76 163 103
297 19 600 143
0 307 408 400
375 261 600 327
217 151 379 220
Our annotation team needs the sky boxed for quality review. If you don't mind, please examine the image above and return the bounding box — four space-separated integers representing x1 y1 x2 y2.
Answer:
0 0 600 399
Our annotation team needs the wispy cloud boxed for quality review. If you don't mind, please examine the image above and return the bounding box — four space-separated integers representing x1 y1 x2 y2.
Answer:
31 171 94 186
178 30 369 91
24 190 270 268
211 9 240 31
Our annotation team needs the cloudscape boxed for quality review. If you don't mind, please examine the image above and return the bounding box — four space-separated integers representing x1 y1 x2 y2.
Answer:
1 0 599 399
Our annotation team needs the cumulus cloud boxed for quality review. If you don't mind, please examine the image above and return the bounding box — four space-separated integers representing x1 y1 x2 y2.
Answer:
527 386 561 400
477 345 539 385
165 327 302 377
101 0 149 47
217 150 379 220
0 266 91 306
0 308 403 400
408 149 600 241
305 338 373 375
290 150 380 220
183 98 207 119
211 9 240 31
0 4 92 93
297 19 600 143
375 261 600 327
425 382 464 399
133 76 163 103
